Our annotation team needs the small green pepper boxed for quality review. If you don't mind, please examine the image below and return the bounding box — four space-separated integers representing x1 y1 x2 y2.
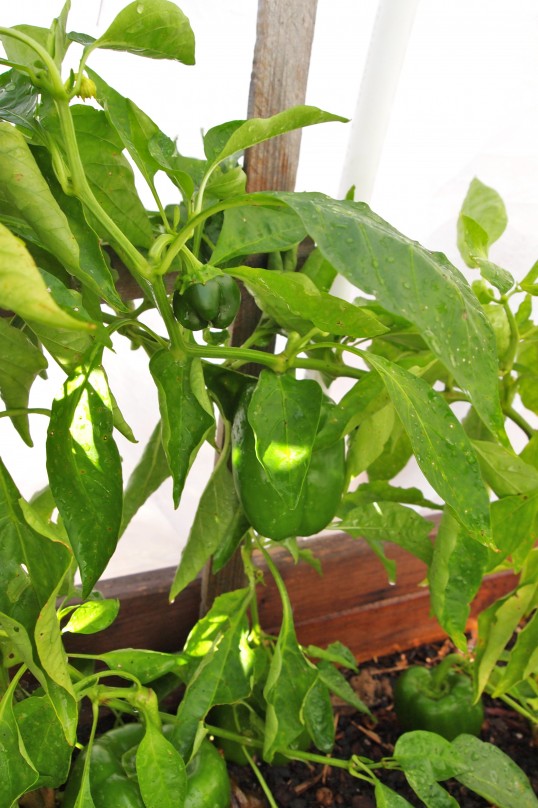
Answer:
393 655 484 741
173 274 241 330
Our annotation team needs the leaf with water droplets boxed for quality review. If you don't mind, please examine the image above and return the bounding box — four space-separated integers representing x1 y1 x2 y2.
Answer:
429 512 488 649
452 734 538 808
261 192 505 444
362 352 492 546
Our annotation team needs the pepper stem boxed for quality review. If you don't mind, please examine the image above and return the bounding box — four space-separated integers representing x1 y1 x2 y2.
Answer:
429 652 467 692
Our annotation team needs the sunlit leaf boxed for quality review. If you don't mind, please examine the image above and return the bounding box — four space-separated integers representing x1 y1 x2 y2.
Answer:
0 222 93 331
264 191 505 442
47 364 123 595
247 371 322 510
94 0 195 63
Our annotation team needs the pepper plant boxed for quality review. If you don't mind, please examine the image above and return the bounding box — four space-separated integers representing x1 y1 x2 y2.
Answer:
0 2 538 807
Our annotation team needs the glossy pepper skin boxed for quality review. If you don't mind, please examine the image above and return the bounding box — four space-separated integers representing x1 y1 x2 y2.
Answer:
173 274 241 330
231 385 346 541
62 723 230 808
393 663 484 741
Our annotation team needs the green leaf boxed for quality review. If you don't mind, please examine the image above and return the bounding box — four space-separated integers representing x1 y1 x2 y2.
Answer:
492 609 538 696
263 582 318 762
14 694 73 789
170 456 249 599
121 422 170 535
316 660 370 715
230 266 387 339
346 402 395 476
0 318 47 445
330 374 386 440
99 648 181 683
0 683 38 805
457 177 508 266
301 674 334 753
475 581 538 696
338 502 434 566
172 589 253 758
87 67 174 191
520 261 538 296
0 222 94 330
474 257 514 294
0 123 82 272
69 106 153 248
248 371 322 510
149 351 214 508
517 337 538 416
31 145 127 310
368 419 413 482
394 730 469 808
0 69 39 132
205 106 347 167
489 491 538 570
203 363 252 424
473 440 538 496
429 512 488 650
0 24 49 70
136 723 187 808
268 192 505 442
0 462 72 638
306 641 357 671
300 247 337 292
47 364 123 596
343 481 439 509
50 1 72 68
62 599 119 635
375 782 415 808
452 734 538 808
94 0 195 63
0 460 76 739
483 302 511 358
28 318 94 372
211 205 307 264
363 352 492 545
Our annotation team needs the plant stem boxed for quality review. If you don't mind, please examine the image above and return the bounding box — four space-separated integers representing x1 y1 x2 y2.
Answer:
503 405 535 439
158 195 286 276
150 275 186 354
257 541 293 626
0 27 63 93
243 746 279 808
0 408 50 419
204 723 262 750
429 653 466 690
54 98 152 283
190 342 285 372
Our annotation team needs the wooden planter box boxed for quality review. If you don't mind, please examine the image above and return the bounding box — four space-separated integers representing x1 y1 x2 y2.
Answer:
66 533 517 663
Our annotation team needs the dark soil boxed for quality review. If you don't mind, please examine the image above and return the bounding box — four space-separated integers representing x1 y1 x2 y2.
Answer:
230 639 538 808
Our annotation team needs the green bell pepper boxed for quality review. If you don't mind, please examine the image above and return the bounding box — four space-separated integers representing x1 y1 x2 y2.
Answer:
393 654 484 741
231 385 346 541
173 274 241 330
